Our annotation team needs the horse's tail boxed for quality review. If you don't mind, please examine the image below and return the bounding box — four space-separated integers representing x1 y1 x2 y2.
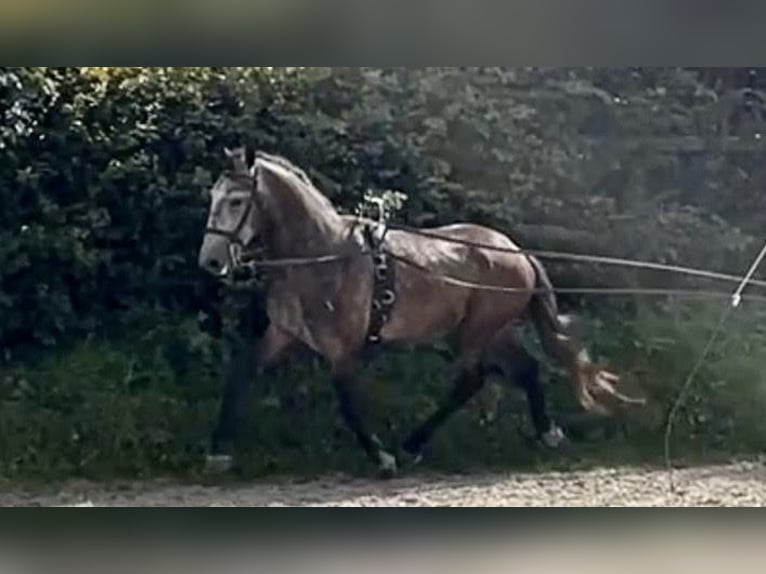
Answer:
526 255 644 414
527 255 567 335
526 255 603 414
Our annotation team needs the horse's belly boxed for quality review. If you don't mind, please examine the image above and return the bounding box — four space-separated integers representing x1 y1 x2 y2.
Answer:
377 282 468 344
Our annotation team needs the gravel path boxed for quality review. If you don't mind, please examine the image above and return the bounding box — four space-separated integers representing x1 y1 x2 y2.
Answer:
3 461 766 506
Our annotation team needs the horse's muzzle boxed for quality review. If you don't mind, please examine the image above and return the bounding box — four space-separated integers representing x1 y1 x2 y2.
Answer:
198 234 232 278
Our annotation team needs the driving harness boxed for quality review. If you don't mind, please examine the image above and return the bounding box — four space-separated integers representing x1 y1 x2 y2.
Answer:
361 220 397 345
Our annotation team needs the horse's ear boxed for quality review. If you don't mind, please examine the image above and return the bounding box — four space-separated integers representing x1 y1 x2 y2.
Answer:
245 147 257 174
224 146 249 174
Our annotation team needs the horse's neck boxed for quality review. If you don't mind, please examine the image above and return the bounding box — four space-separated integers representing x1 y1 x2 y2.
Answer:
265 179 346 256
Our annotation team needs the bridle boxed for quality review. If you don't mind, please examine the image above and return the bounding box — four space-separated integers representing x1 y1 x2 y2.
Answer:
203 170 258 271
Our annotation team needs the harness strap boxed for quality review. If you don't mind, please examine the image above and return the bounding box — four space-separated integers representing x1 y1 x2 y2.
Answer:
363 222 396 345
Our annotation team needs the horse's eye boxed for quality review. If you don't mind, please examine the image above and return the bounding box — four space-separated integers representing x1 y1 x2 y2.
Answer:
229 198 244 210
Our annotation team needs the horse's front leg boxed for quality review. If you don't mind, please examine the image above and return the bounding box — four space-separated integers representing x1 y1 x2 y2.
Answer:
401 363 487 464
207 324 295 473
330 358 398 479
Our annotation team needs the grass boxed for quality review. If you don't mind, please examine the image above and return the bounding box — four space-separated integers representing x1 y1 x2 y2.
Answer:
2 299 766 482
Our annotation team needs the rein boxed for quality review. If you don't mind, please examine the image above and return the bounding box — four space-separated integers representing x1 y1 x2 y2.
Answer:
211 209 766 301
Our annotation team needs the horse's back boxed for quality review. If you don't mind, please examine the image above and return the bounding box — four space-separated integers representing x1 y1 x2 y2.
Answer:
411 223 529 273
386 222 537 348
386 222 531 279
427 223 521 251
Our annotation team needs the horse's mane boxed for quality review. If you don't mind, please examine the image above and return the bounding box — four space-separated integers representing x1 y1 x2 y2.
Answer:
254 151 311 185
254 151 336 213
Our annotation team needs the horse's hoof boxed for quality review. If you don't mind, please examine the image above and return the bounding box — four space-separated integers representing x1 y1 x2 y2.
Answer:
540 425 568 449
204 453 235 475
400 450 424 471
377 450 398 480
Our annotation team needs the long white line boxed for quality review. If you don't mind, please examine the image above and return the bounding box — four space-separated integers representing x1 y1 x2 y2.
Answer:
664 237 766 490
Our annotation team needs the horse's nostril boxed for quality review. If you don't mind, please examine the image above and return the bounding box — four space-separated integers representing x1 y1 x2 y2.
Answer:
208 259 221 270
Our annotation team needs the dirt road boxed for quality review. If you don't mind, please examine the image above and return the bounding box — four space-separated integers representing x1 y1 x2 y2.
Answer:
3 461 765 506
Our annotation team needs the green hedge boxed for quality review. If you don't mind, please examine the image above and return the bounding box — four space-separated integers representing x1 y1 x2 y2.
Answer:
0 67 464 355
1 67 761 356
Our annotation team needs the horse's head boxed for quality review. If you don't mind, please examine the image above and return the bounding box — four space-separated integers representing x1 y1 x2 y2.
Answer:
199 148 344 280
198 147 265 279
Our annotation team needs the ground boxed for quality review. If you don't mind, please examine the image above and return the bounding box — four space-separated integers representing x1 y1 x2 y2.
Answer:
2 460 766 506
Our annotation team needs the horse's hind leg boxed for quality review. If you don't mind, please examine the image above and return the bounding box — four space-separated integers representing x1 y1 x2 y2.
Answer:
499 334 566 448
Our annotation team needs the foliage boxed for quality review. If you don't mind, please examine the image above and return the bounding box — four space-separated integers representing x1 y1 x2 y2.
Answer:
4 300 766 480
2 67 766 479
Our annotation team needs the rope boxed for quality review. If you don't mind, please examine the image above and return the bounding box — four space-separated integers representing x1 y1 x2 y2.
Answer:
663 237 766 491
385 222 766 291
386 251 766 302
237 248 766 301
241 252 351 267
240 220 766 291
238 219 766 299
